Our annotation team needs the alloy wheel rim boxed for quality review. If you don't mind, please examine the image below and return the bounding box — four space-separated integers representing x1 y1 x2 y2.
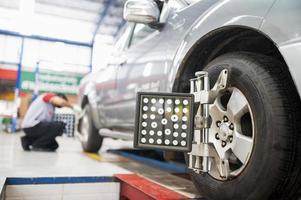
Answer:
208 87 255 180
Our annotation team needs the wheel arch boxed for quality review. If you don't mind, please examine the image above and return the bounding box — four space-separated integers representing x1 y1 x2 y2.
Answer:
81 95 89 108
171 26 300 99
80 82 103 129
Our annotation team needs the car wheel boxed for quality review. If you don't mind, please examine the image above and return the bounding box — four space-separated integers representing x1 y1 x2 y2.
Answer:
79 104 103 153
190 52 301 200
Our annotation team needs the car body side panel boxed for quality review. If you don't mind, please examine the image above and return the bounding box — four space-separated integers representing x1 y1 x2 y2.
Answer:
94 65 119 126
110 0 275 129
261 0 301 95
167 0 275 92
260 0 301 45
277 44 301 96
113 28 168 128
78 25 135 128
78 66 119 129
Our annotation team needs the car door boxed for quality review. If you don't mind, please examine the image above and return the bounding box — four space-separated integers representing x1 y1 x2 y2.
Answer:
112 22 169 130
111 1 196 130
95 24 134 127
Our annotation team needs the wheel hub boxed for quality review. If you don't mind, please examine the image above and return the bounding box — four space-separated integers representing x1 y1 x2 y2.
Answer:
216 117 234 145
219 122 232 140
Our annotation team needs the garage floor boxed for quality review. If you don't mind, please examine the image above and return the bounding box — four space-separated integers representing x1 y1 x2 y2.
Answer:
0 132 200 199
0 133 130 178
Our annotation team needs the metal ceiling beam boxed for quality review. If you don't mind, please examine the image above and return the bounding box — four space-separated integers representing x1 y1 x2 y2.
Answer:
0 29 92 47
91 0 114 43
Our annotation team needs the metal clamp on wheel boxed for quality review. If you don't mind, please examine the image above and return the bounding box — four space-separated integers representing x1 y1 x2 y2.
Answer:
134 70 228 175
189 69 228 174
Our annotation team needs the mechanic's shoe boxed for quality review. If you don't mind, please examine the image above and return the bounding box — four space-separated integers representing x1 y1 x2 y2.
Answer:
21 136 30 151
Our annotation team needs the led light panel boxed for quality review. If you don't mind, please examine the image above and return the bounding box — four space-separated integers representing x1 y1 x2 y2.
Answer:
134 92 194 152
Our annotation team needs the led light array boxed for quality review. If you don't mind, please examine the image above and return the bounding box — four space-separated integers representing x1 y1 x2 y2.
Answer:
134 92 194 151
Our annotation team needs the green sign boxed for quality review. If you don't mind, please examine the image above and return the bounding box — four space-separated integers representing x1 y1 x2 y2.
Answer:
21 70 83 95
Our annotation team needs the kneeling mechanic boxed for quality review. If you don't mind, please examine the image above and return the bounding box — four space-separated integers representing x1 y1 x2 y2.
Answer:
21 93 73 151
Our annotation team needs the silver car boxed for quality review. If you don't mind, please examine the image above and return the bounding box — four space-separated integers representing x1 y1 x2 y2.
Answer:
77 0 301 199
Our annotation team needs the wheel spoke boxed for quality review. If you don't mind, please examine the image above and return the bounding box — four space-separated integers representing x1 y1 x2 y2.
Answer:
232 131 253 163
210 99 226 121
217 158 230 179
227 88 249 123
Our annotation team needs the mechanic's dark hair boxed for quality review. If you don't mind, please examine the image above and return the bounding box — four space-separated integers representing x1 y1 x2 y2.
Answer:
55 93 68 101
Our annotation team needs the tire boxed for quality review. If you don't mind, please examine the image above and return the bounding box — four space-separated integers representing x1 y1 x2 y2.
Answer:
79 105 103 153
189 52 301 200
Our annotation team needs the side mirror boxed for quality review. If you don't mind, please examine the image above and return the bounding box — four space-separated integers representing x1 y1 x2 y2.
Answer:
123 0 160 25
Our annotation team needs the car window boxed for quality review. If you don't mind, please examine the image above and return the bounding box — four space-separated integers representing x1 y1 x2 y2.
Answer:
114 23 134 51
168 0 188 11
129 24 157 48
186 0 200 4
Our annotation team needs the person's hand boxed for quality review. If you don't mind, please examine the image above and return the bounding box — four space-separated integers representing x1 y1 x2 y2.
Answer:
73 105 85 119
73 105 82 113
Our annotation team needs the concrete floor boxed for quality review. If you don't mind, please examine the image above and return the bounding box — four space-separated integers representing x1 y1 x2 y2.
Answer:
0 133 131 179
0 132 200 198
